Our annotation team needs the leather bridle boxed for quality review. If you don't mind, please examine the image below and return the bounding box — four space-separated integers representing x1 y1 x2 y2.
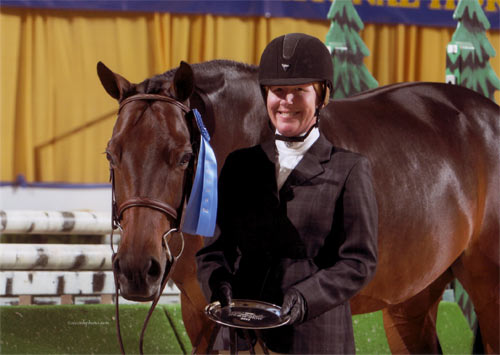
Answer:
109 94 195 355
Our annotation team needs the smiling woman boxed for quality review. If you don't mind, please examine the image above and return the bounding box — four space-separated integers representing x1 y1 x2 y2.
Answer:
195 33 379 354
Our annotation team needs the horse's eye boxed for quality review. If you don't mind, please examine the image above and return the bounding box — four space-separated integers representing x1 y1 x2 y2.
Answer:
105 151 115 166
179 152 193 168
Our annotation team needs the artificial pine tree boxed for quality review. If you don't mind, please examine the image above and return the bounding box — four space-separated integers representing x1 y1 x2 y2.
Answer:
446 0 500 102
325 0 378 99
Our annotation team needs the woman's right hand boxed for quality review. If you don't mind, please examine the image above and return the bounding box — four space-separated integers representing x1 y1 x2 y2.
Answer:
212 282 233 307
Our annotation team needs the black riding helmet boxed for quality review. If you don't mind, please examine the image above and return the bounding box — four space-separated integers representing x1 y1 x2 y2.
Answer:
259 33 333 142
259 33 333 106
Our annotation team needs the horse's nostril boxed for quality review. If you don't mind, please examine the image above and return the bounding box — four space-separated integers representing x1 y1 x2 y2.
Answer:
148 258 161 279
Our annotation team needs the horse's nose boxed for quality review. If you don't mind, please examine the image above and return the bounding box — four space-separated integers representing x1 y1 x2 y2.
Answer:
147 258 162 279
113 256 162 282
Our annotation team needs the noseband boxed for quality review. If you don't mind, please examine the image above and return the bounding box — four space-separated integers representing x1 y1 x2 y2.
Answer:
110 94 193 355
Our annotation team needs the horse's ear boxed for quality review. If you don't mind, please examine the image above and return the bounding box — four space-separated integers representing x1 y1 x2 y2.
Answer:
97 61 133 101
172 61 195 102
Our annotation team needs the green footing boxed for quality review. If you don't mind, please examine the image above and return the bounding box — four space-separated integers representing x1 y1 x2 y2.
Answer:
0 304 191 354
0 301 473 354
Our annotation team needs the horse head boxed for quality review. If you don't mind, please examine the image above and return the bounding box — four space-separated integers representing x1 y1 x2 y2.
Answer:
97 61 196 301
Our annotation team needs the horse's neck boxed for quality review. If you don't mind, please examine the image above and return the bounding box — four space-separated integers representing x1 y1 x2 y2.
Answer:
195 61 271 166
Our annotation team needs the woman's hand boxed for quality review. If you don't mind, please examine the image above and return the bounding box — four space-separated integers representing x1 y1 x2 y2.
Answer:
280 288 307 324
212 282 232 307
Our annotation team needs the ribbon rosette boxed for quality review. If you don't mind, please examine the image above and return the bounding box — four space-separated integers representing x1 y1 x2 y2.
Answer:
181 109 218 237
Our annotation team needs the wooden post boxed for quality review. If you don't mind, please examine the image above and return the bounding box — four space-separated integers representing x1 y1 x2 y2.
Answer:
60 294 74 305
101 294 113 304
18 295 32 305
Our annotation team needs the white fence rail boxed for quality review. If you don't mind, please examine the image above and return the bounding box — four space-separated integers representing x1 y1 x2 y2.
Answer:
0 244 112 270
0 209 180 305
1 271 115 295
1 210 112 234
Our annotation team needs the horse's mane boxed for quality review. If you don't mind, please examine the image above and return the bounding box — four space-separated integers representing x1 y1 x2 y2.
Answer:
193 59 257 77
140 60 257 95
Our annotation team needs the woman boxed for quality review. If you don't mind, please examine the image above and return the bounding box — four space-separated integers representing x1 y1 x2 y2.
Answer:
196 33 378 354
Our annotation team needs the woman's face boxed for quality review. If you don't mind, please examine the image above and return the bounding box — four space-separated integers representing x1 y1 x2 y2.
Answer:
267 83 319 137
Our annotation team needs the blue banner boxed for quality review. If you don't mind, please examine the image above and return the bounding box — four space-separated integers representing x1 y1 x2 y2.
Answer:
2 1 497 31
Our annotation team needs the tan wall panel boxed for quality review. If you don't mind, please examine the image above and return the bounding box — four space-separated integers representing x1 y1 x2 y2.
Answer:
1 8 498 183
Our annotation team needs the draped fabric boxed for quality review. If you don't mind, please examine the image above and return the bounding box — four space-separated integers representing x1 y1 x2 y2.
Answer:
1 7 499 183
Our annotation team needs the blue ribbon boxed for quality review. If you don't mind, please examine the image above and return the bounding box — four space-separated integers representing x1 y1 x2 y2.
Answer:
181 109 218 237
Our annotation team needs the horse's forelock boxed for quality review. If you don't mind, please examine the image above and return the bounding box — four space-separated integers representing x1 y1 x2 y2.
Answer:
138 75 172 96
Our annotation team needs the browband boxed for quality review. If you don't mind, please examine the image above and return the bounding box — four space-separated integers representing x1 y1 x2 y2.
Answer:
119 94 190 114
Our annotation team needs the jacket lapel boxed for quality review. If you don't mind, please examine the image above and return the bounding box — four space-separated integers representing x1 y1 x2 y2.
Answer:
261 138 280 202
284 134 332 188
261 137 277 165
261 134 332 197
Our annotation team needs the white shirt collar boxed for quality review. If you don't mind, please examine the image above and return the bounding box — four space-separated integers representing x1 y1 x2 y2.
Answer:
275 127 320 156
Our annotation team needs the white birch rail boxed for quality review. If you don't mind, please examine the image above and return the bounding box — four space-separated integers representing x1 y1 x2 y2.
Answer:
0 244 112 270
0 209 181 302
0 271 115 295
0 210 112 234
0 271 180 297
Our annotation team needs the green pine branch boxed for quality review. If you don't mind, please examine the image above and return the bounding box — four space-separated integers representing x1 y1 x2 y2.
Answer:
448 0 499 102
326 0 378 99
453 0 490 31
327 0 364 31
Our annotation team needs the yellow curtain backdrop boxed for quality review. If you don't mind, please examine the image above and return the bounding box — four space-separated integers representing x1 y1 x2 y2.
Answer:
1 7 499 183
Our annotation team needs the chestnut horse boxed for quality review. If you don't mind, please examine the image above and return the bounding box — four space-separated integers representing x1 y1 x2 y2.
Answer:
97 59 499 354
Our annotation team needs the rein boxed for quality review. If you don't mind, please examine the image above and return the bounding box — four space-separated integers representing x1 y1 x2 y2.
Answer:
110 93 193 355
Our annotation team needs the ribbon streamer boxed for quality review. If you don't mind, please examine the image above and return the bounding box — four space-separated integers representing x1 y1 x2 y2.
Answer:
182 109 218 237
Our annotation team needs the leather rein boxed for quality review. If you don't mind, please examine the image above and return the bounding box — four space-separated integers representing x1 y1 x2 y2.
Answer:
110 94 195 355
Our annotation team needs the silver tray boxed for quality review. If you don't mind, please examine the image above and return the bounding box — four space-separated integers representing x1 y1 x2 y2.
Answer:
205 299 290 329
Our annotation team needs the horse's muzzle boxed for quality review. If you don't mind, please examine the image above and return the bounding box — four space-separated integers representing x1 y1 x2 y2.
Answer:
113 255 165 301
